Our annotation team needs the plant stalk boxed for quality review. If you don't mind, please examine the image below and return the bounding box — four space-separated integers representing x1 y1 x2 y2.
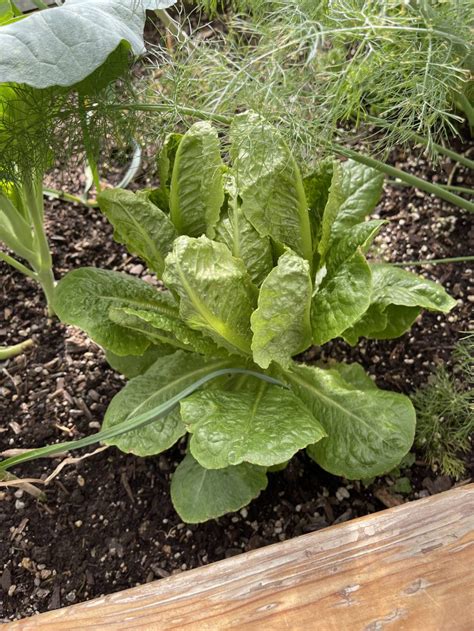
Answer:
0 339 34 360
392 256 474 266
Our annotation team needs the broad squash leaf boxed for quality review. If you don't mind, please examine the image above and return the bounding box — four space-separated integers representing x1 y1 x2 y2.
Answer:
281 363 416 479
169 121 224 238
98 188 176 276
183 383 326 469
230 111 313 262
311 250 372 345
105 346 171 379
0 0 176 88
163 236 256 356
102 351 233 456
171 452 268 523
54 268 178 355
215 177 273 286
251 250 312 368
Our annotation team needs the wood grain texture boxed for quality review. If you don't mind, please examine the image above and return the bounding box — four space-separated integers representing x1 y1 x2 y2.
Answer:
9 485 474 631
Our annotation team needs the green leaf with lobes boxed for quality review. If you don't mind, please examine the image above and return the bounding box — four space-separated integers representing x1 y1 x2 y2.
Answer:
182 383 326 469
102 351 234 457
279 363 416 479
97 188 177 277
171 453 268 524
311 250 372 346
251 250 312 369
163 235 256 356
0 0 177 88
53 267 179 356
230 111 313 262
169 121 225 238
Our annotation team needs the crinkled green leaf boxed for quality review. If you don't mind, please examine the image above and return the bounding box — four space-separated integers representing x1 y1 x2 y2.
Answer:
317 161 344 260
102 351 232 457
171 452 267 523
183 383 326 469
157 132 183 211
0 0 176 88
326 362 377 391
303 158 334 247
163 236 256 356
105 345 172 379
115 306 227 357
281 363 416 479
311 250 372 345
215 178 273 286
329 160 384 240
251 251 312 369
230 111 313 262
98 188 176 276
370 264 457 312
328 220 385 270
169 121 224 238
54 268 177 355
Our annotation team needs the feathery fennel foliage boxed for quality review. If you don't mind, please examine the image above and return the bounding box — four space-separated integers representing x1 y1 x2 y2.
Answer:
149 0 472 164
413 335 474 479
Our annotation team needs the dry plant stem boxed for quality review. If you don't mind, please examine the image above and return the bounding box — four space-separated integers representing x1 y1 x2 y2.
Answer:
0 339 34 360
0 471 45 500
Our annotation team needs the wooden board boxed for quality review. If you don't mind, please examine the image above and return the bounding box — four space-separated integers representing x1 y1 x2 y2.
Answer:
8 485 474 630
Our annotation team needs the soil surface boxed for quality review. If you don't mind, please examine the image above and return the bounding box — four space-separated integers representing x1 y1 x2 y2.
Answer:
0 134 472 621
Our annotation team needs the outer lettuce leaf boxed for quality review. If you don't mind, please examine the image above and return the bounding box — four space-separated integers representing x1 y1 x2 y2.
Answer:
98 188 176 276
163 236 256 356
0 0 177 88
311 250 372 346
251 250 312 368
342 263 456 344
54 268 178 355
281 363 416 479
169 121 224 238
215 178 273 286
328 219 385 270
171 453 268 523
182 383 326 468
105 346 171 378
102 351 233 456
230 111 313 262
113 306 227 357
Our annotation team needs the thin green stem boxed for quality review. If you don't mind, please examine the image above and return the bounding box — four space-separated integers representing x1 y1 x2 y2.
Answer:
0 250 37 280
30 0 49 9
387 180 474 196
334 144 474 213
78 96 102 193
0 368 285 474
367 116 474 170
392 256 474 266
111 103 233 126
0 339 34 360
43 187 98 208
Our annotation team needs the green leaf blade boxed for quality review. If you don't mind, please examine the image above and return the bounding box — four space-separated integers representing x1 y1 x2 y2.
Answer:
163 235 256 356
251 250 312 368
171 453 268 524
98 188 177 276
169 121 224 238
183 384 326 469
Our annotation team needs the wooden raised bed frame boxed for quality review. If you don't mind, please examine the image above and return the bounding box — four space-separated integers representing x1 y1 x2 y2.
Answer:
8 484 473 630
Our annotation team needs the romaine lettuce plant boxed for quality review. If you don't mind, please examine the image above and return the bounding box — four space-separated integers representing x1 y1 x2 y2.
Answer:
1 113 456 523
0 0 176 313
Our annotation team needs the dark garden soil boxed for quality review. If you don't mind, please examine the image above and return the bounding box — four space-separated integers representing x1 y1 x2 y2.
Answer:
0 145 472 622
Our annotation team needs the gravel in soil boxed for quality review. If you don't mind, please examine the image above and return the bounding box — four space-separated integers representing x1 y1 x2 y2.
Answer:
0 146 472 621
